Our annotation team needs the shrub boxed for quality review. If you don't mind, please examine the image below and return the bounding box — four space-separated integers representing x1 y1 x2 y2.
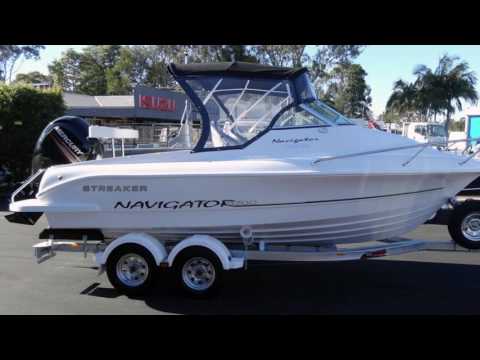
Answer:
0 84 65 182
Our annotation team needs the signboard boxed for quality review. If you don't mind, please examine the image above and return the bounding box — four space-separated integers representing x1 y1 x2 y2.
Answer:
138 94 176 112
468 115 480 146
134 86 187 120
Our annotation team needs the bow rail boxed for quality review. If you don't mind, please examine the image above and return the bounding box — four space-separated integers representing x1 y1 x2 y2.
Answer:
312 137 480 167
10 168 46 204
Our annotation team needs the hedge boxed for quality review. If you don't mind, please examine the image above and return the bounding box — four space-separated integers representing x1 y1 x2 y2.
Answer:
0 84 66 182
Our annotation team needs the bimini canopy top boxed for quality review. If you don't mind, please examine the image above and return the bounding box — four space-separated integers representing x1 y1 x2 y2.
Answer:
168 61 308 79
168 62 352 152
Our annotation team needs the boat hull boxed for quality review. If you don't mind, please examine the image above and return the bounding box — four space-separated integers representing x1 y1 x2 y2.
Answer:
39 172 473 244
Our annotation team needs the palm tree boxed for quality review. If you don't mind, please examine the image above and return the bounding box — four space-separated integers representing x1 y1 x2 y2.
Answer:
413 65 442 122
434 54 478 135
386 80 418 121
386 54 478 134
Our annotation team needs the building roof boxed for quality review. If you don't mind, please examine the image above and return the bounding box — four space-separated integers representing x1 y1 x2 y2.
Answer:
62 86 188 121
94 96 134 107
64 93 134 108
63 92 101 108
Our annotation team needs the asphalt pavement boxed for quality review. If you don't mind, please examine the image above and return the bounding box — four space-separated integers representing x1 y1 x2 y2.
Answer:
1 212 480 315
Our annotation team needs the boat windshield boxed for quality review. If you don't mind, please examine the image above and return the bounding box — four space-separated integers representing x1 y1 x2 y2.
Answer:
301 100 354 126
176 67 351 150
307 100 355 125
185 76 297 149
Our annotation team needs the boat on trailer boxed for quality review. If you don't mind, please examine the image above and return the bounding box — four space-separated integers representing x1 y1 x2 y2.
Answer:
6 61 480 296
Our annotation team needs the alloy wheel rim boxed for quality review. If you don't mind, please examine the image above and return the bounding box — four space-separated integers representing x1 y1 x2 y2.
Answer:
182 257 216 291
461 213 480 241
116 253 149 287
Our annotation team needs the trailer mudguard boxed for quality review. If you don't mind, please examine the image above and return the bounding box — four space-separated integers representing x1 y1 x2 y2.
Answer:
167 234 239 270
96 233 167 266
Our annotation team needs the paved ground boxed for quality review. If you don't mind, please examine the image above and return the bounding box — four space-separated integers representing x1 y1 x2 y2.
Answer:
1 212 480 314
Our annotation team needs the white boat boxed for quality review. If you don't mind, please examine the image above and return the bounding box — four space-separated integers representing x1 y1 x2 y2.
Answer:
7 62 480 247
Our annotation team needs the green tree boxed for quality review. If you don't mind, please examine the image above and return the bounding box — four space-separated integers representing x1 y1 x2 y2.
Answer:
226 45 258 63
0 84 65 181
0 45 45 83
386 80 419 121
14 71 52 84
188 45 257 63
49 45 122 95
77 45 122 95
250 45 308 67
385 54 478 135
434 54 478 134
381 111 402 124
310 45 366 78
324 63 372 117
412 64 443 121
449 118 466 132
48 48 83 92
309 45 367 106
106 45 186 94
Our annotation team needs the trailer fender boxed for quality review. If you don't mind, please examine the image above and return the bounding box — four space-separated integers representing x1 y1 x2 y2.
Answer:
167 235 238 270
96 233 167 266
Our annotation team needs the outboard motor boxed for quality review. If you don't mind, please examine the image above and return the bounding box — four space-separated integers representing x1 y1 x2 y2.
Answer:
5 116 104 224
31 116 104 173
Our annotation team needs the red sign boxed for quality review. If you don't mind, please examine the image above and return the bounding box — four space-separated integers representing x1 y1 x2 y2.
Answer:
139 95 176 112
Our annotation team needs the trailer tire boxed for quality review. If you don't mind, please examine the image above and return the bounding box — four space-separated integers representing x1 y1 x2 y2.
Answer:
448 201 480 250
173 246 223 298
106 244 157 296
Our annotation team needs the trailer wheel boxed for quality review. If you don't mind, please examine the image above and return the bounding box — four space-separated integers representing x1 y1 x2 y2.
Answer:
173 246 223 298
106 244 157 296
448 201 480 250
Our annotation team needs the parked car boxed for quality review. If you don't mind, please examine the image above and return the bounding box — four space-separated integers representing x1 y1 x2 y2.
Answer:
0 165 12 191
0 165 13 210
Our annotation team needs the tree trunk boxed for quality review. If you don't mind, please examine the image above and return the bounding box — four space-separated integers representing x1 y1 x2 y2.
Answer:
445 109 451 140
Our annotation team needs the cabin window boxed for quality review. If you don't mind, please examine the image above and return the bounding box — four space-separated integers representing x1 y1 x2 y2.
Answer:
273 106 329 128
305 100 354 125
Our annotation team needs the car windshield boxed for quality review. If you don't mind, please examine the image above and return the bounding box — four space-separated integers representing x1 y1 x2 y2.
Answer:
427 125 446 137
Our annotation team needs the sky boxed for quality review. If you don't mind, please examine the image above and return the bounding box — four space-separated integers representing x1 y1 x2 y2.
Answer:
14 45 480 118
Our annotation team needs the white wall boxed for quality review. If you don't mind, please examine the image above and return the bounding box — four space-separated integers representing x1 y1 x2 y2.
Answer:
449 131 467 151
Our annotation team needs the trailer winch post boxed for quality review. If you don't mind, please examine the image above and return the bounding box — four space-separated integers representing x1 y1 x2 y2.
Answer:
240 226 254 270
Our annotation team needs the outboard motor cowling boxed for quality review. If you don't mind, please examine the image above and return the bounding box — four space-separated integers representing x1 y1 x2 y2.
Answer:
5 116 104 224
31 116 104 173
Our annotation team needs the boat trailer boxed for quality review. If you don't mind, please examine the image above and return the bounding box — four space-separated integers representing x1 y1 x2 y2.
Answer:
32 228 426 297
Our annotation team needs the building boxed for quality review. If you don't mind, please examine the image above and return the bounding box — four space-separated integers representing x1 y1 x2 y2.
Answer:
31 82 53 90
63 85 201 147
